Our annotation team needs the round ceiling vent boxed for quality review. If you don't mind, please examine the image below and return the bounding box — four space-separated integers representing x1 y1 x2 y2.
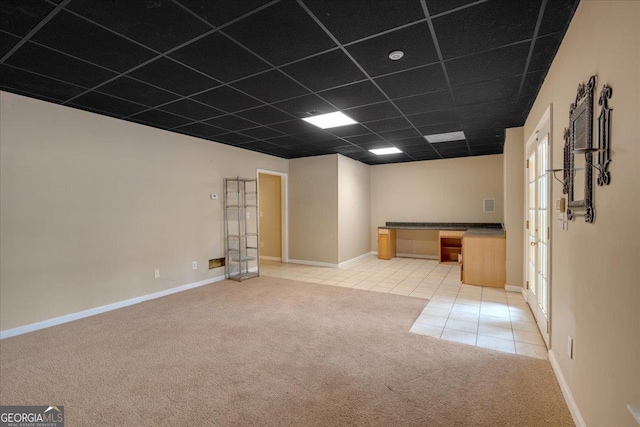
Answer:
388 50 404 61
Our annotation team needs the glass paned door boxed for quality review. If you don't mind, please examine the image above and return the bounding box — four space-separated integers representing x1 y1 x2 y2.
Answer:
526 132 551 347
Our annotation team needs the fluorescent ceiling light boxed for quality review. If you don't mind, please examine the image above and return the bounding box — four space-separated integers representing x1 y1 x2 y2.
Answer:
424 131 466 143
369 147 402 155
302 111 357 129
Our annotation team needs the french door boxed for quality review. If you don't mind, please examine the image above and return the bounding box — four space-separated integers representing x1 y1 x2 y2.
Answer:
526 110 551 347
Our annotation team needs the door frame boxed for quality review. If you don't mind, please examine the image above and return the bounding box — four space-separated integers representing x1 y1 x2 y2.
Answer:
257 169 288 263
524 104 552 348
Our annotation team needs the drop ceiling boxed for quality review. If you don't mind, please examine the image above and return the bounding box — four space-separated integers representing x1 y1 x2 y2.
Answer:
0 0 579 164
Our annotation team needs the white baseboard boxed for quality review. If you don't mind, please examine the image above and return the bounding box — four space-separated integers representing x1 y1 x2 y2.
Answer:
371 251 378 255
396 253 438 260
549 351 586 427
505 285 523 293
0 274 227 340
338 252 374 268
259 256 282 261
288 259 338 268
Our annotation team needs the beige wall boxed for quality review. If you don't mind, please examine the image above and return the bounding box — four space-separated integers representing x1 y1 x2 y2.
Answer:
369 155 504 252
258 173 281 259
288 155 338 264
337 155 370 263
0 92 287 331
503 127 525 287
524 1 640 425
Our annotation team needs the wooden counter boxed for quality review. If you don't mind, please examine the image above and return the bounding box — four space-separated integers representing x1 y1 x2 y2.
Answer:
462 231 506 288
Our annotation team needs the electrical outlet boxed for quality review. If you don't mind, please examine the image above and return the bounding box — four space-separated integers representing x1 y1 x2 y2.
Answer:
154 269 160 279
192 261 198 270
567 336 573 359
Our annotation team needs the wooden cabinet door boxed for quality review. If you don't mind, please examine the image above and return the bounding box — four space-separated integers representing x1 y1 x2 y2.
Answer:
378 234 390 259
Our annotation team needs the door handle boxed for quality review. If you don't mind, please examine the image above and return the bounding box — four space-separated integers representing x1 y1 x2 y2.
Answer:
530 241 537 246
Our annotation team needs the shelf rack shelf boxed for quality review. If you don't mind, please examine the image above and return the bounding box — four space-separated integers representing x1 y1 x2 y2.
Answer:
224 176 259 282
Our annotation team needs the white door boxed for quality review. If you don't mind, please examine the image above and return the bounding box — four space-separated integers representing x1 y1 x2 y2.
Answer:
525 111 551 347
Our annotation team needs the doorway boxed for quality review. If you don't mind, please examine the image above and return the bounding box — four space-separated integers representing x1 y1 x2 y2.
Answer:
257 170 288 263
525 106 552 347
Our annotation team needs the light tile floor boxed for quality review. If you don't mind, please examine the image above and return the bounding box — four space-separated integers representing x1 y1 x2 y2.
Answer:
261 255 548 360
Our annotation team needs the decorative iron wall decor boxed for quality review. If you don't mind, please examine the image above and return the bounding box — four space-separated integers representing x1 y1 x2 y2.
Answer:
597 85 613 185
566 75 596 223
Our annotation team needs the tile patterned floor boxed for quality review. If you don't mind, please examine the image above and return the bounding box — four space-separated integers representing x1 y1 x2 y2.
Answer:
261 255 548 360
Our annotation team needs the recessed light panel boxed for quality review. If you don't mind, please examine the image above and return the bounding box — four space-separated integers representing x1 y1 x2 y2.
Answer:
369 147 402 155
302 111 357 129
424 130 466 143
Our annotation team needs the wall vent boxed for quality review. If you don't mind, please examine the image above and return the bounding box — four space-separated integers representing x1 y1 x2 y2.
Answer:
483 198 495 213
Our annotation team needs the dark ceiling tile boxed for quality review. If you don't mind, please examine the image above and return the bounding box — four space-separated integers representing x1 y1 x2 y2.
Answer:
282 49 366 91
458 100 516 121
521 70 545 97
319 81 386 110
173 122 221 138
294 131 338 144
223 0 335 66
129 109 192 129
0 64 85 101
462 116 522 130
267 135 305 147
231 70 309 103
169 32 270 82
407 109 459 127
204 114 257 131
446 42 530 86
5 42 117 88
345 134 386 147
433 140 469 152
98 76 178 107
394 137 434 150
259 146 297 158
176 0 271 27
69 91 147 117
374 152 413 162
192 86 262 112
303 0 425 43
343 102 401 122
239 126 284 140
528 32 563 73
334 145 366 155
32 11 156 72
424 0 479 16
464 128 504 140
379 127 421 141
66 0 210 52
212 132 256 145
409 150 441 161
128 57 220 96
393 90 455 115
346 22 438 77
416 122 463 137
374 64 447 98
269 119 319 135
364 117 412 133
0 31 21 57
433 0 541 60
452 75 522 106
325 124 370 138
470 145 503 156
158 99 223 121
0 1 54 36
272 94 336 118
238 140 282 151
235 105 293 125
310 138 346 149
539 0 578 36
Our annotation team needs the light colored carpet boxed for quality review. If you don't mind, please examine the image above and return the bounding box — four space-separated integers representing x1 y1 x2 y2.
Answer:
0 276 573 426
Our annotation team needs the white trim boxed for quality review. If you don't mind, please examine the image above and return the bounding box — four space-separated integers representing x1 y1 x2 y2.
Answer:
338 252 374 268
396 253 438 260
259 255 282 261
549 351 586 427
257 169 288 263
521 287 528 301
0 275 226 340
371 251 378 255
288 259 338 268
505 285 524 293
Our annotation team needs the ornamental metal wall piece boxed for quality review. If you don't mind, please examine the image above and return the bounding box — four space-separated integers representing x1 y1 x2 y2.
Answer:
566 75 596 223
597 85 613 186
